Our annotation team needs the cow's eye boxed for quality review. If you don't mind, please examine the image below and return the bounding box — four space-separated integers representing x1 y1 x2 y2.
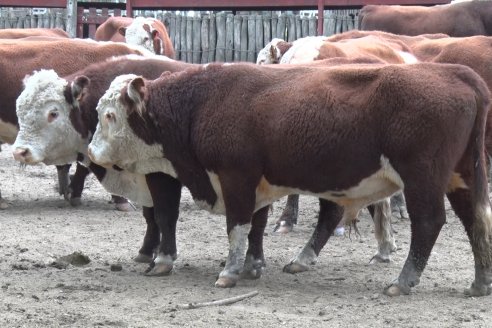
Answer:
105 112 115 122
143 37 149 42
48 111 58 122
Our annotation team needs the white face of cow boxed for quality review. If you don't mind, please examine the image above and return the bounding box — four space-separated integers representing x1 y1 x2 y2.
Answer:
88 74 177 177
256 38 284 65
124 17 160 55
13 70 88 166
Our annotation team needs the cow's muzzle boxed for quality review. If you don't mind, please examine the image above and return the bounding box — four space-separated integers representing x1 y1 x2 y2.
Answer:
12 147 31 163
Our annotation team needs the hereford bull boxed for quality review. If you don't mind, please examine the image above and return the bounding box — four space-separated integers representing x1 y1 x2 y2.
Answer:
359 0 492 37
13 55 193 264
88 62 492 296
0 38 150 209
95 16 175 58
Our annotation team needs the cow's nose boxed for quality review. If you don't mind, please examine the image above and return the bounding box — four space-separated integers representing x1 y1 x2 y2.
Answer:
87 147 94 162
12 147 30 162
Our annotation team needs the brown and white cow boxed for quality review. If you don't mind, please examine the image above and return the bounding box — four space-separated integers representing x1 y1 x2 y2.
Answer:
0 38 150 209
13 55 193 264
359 0 492 37
95 16 175 58
257 33 420 233
0 28 70 39
88 62 492 297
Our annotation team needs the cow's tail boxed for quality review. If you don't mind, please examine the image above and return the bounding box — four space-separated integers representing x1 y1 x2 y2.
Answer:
466 70 492 268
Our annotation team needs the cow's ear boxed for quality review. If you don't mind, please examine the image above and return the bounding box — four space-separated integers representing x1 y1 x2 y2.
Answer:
269 45 277 61
71 76 90 104
126 76 146 113
118 27 126 36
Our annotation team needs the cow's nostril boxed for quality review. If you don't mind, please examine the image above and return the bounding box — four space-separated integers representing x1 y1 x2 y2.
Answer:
13 148 30 161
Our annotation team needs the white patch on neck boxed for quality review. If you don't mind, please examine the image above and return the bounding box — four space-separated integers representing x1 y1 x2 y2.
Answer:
281 36 326 64
99 168 153 207
397 51 419 64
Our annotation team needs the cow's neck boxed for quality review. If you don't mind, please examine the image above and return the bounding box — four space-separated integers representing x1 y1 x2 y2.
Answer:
130 78 219 208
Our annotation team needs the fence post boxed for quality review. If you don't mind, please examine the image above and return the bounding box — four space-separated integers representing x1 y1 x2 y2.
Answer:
180 13 187 61
192 14 201 63
240 14 247 61
216 13 226 62
186 15 193 63
262 12 271 46
287 13 295 42
67 0 77 38
255 14 263 60
208 13 216 62
225 13 234 62
233 14 241 61
201 14 210 63
247 15 256 62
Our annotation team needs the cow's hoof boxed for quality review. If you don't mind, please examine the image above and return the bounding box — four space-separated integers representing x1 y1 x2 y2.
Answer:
369 253 391 264
464 283 491 297
0 200 8 210
384 282 410 297
115 202 135 212
283 262 309 274
241 267 263 280
134 253 153 263
273 221 293 234
215 276 237 288
145 262 173 276
69 197 82 207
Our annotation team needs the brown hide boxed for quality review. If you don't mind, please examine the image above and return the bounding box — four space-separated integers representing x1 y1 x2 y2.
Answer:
0 39 145 142
316 35 410 63
64 57 193 139
123 63 489 209
94 16 132 42
360 1 492 36
0 28 69 39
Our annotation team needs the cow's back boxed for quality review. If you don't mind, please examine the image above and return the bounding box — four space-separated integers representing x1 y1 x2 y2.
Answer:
0 39 146 142
0 28 69 39
94 16 133 42
360 1 492 37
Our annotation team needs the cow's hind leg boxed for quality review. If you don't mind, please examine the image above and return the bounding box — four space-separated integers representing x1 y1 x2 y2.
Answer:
134 206 160 263
368 198 397 263
391 192 409 220
274 195 299 233
242 205 269 280
447 188 492 296
144 172 182 276
384 184 446 296
283 199 343 273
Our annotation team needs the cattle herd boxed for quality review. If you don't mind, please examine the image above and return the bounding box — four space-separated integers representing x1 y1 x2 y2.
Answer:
1 0 492 298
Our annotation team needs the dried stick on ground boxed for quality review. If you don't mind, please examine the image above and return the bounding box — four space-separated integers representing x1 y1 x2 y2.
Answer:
177 290 259 310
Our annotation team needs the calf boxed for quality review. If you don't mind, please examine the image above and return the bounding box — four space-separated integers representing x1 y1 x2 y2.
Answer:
0 38 149 209
95 16 175 58
359 1 492 36
13 55 193 265
88 62 492 296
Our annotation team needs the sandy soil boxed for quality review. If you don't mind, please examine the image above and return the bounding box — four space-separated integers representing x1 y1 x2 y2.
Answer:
0 143 492 328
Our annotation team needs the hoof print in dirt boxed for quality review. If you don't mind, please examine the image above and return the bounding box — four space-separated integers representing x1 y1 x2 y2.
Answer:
110 263 123 272
51 251 91 269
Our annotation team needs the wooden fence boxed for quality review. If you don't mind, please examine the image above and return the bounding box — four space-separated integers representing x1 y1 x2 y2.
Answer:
0 7 359 63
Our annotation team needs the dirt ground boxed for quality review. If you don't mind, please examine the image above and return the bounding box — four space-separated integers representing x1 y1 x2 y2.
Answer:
0 144 492 328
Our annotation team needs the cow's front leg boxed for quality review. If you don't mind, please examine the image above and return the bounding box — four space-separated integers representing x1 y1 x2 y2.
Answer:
56 164 71 200
67 163 91 206
215 174 257 288
384 185 446 296
145 172 182 276
242 205 269 280
135 206 160 263
367 198 397 263
284 199 343 273
274 194 299 233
